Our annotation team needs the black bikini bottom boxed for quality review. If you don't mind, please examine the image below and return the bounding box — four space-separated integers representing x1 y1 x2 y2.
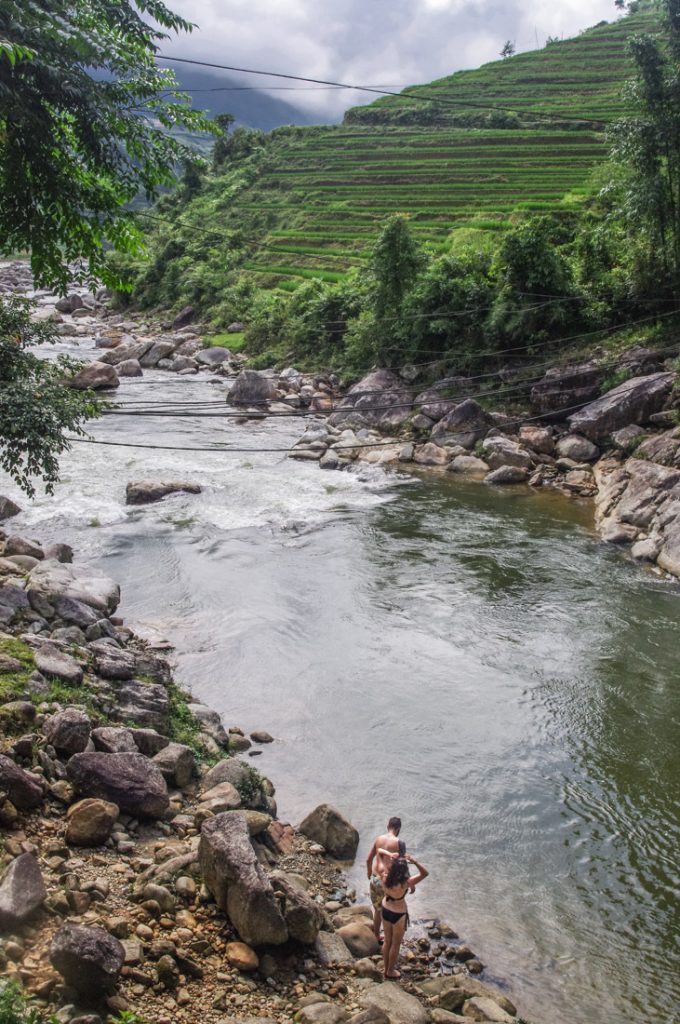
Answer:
382 906 408 925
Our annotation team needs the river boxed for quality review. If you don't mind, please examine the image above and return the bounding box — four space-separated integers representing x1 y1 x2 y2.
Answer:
1 332 679 1024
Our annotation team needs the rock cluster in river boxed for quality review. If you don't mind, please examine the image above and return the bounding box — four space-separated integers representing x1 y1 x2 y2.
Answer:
0 520 522 1024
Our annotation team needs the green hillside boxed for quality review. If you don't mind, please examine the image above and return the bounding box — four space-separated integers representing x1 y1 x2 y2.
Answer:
135 6 661 307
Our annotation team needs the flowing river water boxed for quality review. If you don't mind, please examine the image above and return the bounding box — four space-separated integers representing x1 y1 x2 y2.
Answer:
1 328 679 1024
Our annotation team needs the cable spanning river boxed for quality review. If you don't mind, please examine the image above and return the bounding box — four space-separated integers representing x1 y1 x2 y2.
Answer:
2 340 679 1024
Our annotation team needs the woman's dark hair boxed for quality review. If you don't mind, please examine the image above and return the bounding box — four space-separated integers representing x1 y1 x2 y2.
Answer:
385 857 411 889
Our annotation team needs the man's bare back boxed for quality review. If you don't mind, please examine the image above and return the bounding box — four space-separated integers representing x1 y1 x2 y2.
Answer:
371 831 401 877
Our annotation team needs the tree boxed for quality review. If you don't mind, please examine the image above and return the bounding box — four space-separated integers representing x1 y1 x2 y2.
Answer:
371 214 422 318
0 297 100 496
212 112 236 168
500 40 516 58
0 0 213 291
608 0 680 297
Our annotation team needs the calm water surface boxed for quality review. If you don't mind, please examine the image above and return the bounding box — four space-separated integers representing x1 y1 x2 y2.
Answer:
2 348 679 1024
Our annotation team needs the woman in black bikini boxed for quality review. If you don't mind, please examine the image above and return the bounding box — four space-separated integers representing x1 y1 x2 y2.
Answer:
378 849 428 979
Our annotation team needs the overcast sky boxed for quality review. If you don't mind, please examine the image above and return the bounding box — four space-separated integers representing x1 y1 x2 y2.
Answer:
162 0 619 118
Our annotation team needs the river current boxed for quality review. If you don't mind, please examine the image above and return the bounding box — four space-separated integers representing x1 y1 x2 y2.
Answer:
1 333 679 1024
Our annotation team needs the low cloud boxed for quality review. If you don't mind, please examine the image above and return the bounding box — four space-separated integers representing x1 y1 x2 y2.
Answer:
163 0 618 118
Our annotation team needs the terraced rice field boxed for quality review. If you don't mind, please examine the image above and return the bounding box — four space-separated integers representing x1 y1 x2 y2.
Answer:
230 9 659 291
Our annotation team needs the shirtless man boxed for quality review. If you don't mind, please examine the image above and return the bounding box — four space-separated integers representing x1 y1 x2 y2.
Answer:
366 817 403 941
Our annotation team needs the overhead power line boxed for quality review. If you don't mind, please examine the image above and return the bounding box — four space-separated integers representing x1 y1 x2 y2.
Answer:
155 53 611 127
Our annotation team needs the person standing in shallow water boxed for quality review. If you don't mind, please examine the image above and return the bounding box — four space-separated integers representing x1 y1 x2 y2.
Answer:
366 816 404 941
380 851 428 979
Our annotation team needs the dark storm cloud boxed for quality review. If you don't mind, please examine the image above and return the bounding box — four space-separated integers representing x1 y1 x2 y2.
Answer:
164 0 617 116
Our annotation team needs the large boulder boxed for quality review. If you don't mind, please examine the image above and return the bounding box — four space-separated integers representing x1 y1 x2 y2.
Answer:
481 436 532 471
140 340 179 367
0 496 21 522
152 742 195 789
448 454 489 477
568 372 675 441
358 981 429 1024
66 798 119 846
0 754 43 808
607 458 680 530
658 506 680 577
430 399 492 449
96 341 152 366
112 679 169 732
0 854 46 928
337 921 380 958
202 757 252 791
130 727 170 757
34 645 83 685
196 348 232 367
269 871 325 944
330 369 412 430
199 813 288 946
44 708 91 755
172 305 195 329
125 480 202 505
68 362 120 391
28 561 120 616
227 370 277 407
555 434 599 462
91 726 137 753
298 803 359 860
530 361 601 418
414 378 467 421
188 703 228 745
50 924 125 999
485 465 529 485
67 752 169 819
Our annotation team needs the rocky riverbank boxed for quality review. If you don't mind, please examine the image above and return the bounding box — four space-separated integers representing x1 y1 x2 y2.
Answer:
0 521 523 1024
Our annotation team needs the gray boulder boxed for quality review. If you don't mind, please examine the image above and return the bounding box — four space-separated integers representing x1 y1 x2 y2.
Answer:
199 813 287 946
67 752 169 819
91 726 137 753
91 645 136 680
485 465 529 485
202 757 251 791
116 359 143 377
172 305 195 329
44 708 91 755
269 871 325 944
555 434 600 462
330 369 412 429
358 982 429 1024
4 535 44 560
130 727 170 757
530 361 601 417
52 595 99 629
0 496 21 522
298 803 359 860
0 585 30 626
0 754 43 808
29 561 120 616
448 454 489 477
227 370 277 407
414 378 467 421
0 854 46 928
188 703 228 745
34 645 83 685
481 436 532 471
314 931 355 966
152 742 195 789
125 480 202 505
50 924 125 999
68 363 119 391
568 372 676 441
430 399 492 449
196 348 232 367
140 340 179 367
113 679 169 731
44 543 73 563
637 427 680 467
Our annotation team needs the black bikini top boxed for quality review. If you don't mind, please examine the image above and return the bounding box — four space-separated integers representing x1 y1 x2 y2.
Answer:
385 888 410 902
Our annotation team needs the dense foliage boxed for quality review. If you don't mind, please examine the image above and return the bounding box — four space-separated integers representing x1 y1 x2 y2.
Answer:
0 0 212 291
0 297 99 496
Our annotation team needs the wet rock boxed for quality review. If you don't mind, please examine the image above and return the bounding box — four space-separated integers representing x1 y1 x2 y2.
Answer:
69 363 119 391
196 348 232 367
91 726 137 753
29 562 120 616
201 757 251 791
0 853 46 928
298 804 359 860
152 742 195 789
358 981 429 1024
250 730 273 744
462 998 514 1022
188 703 228 745
485 465 529 485
430 399 492 449
0 496 21 522
555 434 599 462
337 921 379 958
330 369 413 430
0 585 30 625
50 924 125 999
448 454 489 477
67 752 169 819
34 645 83 685
44 543 74 563
0 753 43 808
66 798 119 846
44 708 91 754
413 442 450 466
568 372 675 441
140 340 179 367
227 370 277 407
198 781 242 813
52 596 99 629
5 535 44 560
199 812 287 946
125 480 201 505
518 425 554 455
117 359 143 377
